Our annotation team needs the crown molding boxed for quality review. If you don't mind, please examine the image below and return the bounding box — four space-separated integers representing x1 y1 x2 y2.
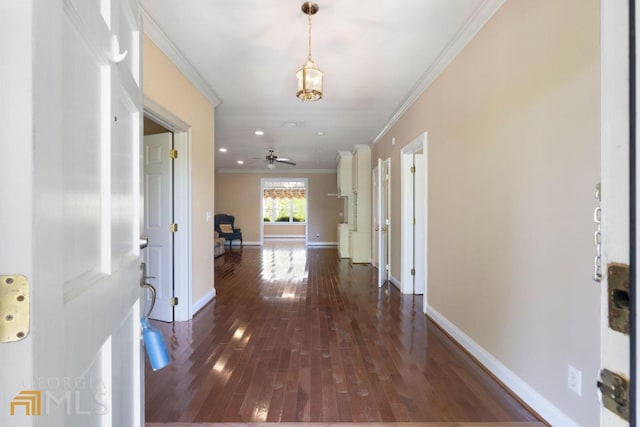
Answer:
217 168 336 174
141 7 222 107
371 0 506 144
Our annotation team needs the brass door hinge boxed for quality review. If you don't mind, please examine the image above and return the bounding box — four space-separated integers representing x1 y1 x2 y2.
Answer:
411 268 415 276
169 149 178 159
170 297 179 307
0 275 30 343
410 166 416 173
597 369 629 421
170 223 178 233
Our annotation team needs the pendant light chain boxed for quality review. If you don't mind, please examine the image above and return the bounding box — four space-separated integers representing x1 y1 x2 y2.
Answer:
307 6 313 60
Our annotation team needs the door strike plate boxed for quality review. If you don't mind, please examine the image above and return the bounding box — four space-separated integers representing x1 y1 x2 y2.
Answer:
607 263 630 334
0 275 30 343
597 369 629 421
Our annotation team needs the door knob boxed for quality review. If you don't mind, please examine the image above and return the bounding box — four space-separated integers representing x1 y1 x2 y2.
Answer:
139 234 149 250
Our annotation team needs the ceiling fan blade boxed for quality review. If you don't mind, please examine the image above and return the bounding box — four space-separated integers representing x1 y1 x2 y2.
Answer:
275 159 296 166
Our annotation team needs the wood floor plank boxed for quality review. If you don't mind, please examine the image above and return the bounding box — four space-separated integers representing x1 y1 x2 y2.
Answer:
145 244 547 425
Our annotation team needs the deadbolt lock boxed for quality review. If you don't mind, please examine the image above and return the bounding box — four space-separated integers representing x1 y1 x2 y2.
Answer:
607 263 630 334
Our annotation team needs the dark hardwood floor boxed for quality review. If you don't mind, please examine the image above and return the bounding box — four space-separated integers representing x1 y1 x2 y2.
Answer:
145 243 545 425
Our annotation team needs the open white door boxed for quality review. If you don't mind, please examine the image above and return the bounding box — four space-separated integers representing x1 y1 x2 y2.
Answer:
376 159 390 287
372 166 380 270
413 153 426 295
401 133 427 296
599 1 633 425
0 1 143 426
143 133 174 322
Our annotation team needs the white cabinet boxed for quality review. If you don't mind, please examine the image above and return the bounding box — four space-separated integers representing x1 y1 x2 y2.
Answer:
336 146 371 263
337 152 352 197
338 223 350 258
349 145 371 263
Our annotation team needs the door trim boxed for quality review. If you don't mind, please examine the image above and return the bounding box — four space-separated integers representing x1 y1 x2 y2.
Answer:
401 133 428 302
144 97 192 321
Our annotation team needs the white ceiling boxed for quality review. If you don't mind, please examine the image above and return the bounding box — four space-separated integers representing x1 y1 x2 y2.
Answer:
140 0 503 171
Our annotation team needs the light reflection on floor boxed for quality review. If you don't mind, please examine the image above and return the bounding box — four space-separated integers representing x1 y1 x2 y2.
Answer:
260 241 308 300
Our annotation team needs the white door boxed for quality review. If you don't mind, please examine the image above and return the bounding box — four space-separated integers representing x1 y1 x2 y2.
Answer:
600 1 632 426
372 166 380 269
376 159 386 286
413 153 426 295
0 1 143 426
143 133 174 322
401 134 428 300
377 158 391 287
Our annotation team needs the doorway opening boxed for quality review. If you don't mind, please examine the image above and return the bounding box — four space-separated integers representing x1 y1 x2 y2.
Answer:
401 133 427 304
261 178 309 245
374 158 391 287
143 99 192 322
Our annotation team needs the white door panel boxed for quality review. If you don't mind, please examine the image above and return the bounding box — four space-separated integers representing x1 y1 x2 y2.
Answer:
0 1 143 426
143 133 174 322
414 154 425 295
600 1 632 426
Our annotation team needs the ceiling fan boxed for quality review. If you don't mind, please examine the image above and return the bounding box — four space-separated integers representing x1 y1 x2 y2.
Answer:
265 149 296 169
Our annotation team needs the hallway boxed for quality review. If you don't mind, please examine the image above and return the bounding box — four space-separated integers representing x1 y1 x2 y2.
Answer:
145 243 544 425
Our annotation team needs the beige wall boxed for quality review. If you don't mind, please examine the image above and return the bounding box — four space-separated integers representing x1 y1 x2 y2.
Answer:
143 35 216 306
371 1 600 425
264 223 306 237
216 172 340 243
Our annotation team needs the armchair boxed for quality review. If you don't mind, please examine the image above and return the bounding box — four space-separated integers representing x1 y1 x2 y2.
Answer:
214 214 243 247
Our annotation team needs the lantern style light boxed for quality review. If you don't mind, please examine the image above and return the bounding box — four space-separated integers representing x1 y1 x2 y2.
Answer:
296 2 323 102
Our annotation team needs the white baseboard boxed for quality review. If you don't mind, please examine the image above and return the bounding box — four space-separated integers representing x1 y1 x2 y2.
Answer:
426 305 578 427
264 235 306 239
236 241 261 246
389 274 401 289
191 288 216 316
307 241 338 246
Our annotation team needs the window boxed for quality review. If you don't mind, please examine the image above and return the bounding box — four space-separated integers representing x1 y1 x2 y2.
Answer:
263 180 307 223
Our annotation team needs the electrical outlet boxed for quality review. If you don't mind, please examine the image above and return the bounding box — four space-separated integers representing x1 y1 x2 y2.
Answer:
568 364 582 396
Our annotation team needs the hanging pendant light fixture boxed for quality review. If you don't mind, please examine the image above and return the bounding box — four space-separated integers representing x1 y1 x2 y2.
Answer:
296 2 323 102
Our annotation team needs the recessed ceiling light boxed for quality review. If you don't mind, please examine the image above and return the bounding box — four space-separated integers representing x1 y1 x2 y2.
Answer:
316 131 325 136
219 147 228 152
283 122 297 128
255 130 264 136
237 160 244 165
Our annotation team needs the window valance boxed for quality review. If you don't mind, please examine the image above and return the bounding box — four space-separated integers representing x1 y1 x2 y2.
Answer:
263 189 306 199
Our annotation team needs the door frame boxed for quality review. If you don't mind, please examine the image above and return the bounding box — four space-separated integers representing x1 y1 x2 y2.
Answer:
375 158 391 287
260 177 309 245
401 133 428 301
144 97 192 322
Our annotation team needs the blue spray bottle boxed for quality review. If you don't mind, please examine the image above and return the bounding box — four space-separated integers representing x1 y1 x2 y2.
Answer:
140 267 170 371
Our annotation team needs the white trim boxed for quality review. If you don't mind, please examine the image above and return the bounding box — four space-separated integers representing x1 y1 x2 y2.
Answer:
191 288 216 316
371 0 506 144
307 242 338 247
143 103 193 322
144 96 190 131
389 274 401 289
218 168 336 174
426 305 578 427
173 130 192 322
263 235 306 239
400 133 428 301
238 241 261 246
140 7 221 107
